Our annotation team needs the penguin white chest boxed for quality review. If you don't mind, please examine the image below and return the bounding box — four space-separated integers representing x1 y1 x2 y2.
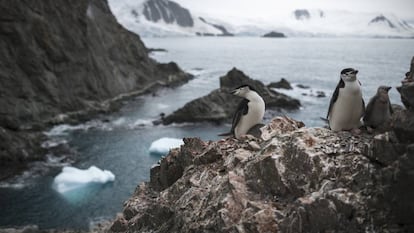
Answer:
235 98 265 139
329 82 364 131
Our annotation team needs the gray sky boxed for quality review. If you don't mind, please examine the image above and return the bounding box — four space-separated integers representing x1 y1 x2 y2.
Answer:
174 0 414 20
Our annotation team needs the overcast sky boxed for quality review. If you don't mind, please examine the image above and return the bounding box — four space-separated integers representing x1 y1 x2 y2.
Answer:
174 0 414 20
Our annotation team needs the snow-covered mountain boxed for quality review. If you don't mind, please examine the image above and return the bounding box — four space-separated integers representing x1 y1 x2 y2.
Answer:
108 0 414 38
108 0 232 37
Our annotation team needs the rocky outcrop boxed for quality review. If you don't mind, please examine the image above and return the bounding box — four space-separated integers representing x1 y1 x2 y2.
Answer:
110 114 414 233
109 57 414 232
393 56 414 143
268 78 292 89
162 68 301 124
0 0 191 176
262 31 286 38
198 17 234 37
369 15 396 28
143 0 194 27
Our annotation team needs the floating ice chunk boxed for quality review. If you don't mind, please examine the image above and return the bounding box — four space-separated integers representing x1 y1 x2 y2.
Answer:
53 166 115 193
149 137 184 156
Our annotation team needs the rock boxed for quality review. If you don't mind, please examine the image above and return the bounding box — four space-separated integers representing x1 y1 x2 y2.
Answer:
262 31 286 38
316 91 326 98
162 68 301 124
109 115 414 232
296 84 311 89
0 0 191 178
392 108 414 143
199 17 234 37
268 78 292 89
143 0 194 27
392 57 414 143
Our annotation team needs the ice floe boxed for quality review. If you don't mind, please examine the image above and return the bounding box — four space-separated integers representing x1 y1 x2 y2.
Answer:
53 166 115 193
148 137 184 156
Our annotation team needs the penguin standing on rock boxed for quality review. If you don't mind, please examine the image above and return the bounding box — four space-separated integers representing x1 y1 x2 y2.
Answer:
219 85 265 139
363 86 393 130
327 68 365 132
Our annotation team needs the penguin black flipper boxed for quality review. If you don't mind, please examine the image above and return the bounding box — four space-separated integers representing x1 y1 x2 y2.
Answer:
218 99 249 136
327 79 345 118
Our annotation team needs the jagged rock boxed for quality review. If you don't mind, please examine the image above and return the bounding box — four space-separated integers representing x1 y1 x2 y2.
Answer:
397 56 414 110
262 31 286 38
268 78 292 89
143 0 194 27
0 0 191 177
199 17 234 36
162 68 301 124
393 56 414 143
369 15 396 28
109 115 414 233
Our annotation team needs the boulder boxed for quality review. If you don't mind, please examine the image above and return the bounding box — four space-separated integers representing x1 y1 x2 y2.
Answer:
162 68 301 124
110 116 414 233
268 78 292 89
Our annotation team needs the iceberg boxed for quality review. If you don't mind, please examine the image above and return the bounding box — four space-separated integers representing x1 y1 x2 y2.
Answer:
149 137 184 156
53 166 115 193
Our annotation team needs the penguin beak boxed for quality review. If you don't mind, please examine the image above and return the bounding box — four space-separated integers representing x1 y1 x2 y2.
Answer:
385 86 391 92
230 89 238 95
352 70 358 75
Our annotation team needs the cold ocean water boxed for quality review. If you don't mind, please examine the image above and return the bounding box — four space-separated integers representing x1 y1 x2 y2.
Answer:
0 37 413 229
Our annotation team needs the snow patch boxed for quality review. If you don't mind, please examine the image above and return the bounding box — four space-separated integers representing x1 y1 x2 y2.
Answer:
53 166 115 193
149 137 184 155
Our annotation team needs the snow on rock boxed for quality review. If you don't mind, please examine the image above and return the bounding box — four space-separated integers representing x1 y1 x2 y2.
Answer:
148 137 184 155
53 166 115 193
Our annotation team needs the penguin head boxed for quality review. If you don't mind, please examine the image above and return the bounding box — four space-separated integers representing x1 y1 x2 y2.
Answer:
231 85 255 97
377 86 391 94
340 68 358 82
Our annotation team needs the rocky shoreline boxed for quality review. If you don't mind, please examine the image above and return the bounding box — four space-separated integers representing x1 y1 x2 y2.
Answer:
0 0 192 180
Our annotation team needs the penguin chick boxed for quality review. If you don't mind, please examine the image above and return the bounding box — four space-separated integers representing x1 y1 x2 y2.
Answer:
363 86 393 129
327 68 365 131
220 85 265 139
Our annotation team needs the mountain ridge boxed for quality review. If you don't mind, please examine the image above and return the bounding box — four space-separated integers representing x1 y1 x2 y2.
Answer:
109 0 414 38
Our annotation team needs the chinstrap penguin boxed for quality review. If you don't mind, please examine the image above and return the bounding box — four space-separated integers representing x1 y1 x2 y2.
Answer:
327 68 365 132
363 86 393 130
219 85 265 139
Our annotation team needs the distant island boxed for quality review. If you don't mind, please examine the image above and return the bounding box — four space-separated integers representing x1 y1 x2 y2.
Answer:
262 31 287 38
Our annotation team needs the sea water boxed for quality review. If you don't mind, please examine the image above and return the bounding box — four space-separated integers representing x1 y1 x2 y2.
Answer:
0 37 413 229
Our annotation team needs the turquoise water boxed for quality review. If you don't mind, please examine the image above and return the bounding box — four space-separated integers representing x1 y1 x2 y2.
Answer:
0 37 413 229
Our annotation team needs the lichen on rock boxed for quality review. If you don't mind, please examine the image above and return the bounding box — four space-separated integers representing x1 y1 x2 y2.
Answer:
110 113 414 232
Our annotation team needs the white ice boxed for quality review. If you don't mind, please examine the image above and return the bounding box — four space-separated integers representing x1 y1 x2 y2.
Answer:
148 137 184 155
53 166 115 193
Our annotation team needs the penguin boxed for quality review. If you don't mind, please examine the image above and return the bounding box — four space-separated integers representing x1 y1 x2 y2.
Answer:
327 68 365 132
363 86 393 129
219 85 265 139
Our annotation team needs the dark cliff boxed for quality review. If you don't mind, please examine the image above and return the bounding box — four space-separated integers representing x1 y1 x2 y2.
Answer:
0 0 191 177
143 0 194 27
